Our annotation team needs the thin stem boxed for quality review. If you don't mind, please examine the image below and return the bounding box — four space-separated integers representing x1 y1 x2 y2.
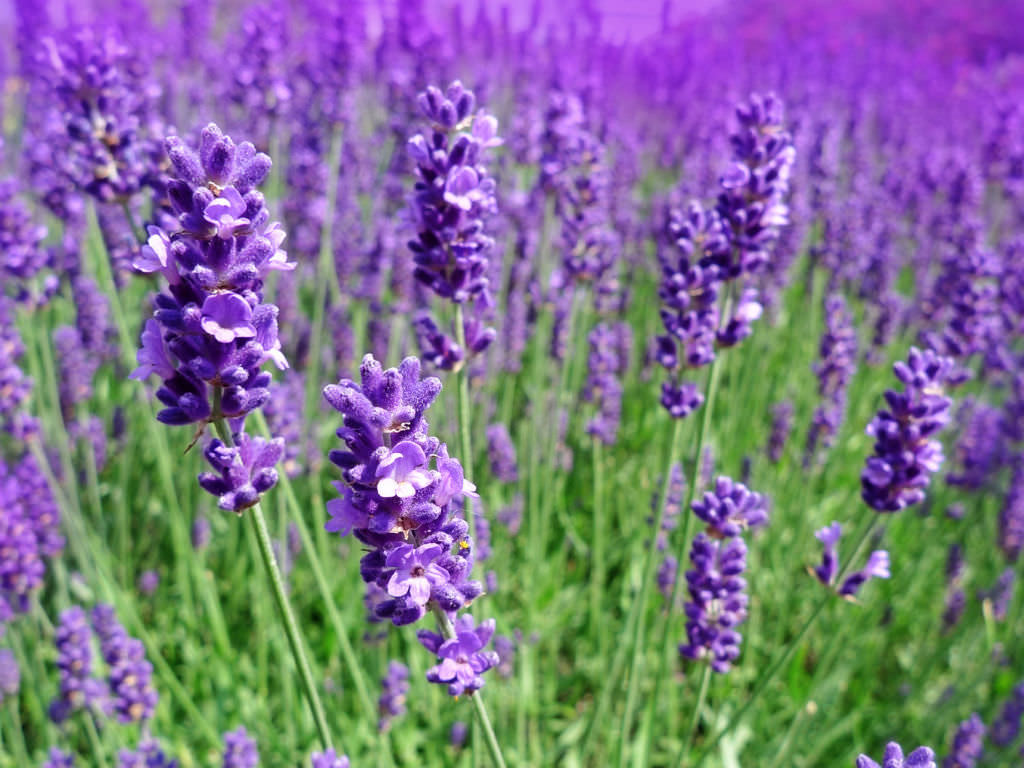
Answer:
4 699 30 768
590 436 606 656
431 607 508 768
212 411 334 752
120 201 145 244
454 304 476 539
673 663 712 768
83 711 111 768
578 416 685 765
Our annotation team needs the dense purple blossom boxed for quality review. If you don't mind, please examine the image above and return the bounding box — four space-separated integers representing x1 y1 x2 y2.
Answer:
0 648 18 701
1000 460 1024 562
857 742 936 768
418 614 499 696
310 750 349 768
50 607 103 723
486 423 518 483
991 682 1024 747
222 726 259 768
942 713 985 768
42 749 76 768
861 347 958 512
806 293 857 463
117 739 177 768
378 660 409 732
583 322 630 445
0 179 49 302
198 434 283 513
91 604 157 724
679 533 748 673
691 476 768 539
0 298 37 438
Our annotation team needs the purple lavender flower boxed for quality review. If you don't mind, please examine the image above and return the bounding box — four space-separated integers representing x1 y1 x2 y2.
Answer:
42 749 76 768
679 533 748 673
1000 461 1024 563
0 648 18 702
813 522 842 586
117 739 177 768
137 570 159 596
767 400 794 463
198 434 284 513
222 726 259 768
861 347 958 512
91 604 157 724
323 355 487 635
450 721 468 748
942 589 966 632
486 423 518 483
650 463 685 552
310 750 349 768
131 123 290 431
407 81 501 369
378 661 409 732
806 293 857 464
0 179 49 303
418 614 500 696
943 713 985 768
838 551 891 598
0 501 44 616
192 516 211 550
980 568 1015 621
0 298 37 439
991 682 1024 747
657 555 678 601
691 476 768 539
50 607 103 723
857 742 936 768
583 322 629 445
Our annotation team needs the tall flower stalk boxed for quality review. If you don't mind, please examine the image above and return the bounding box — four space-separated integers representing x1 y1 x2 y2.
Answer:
130 124 332 750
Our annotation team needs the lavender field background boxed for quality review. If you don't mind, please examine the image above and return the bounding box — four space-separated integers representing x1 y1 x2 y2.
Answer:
1 0 1023 766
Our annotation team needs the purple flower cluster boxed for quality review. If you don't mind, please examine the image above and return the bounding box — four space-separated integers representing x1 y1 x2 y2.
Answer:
583 322 630 445
378 660 409 731
418 614 500 697
812 522 891 598
656 93 793 419
805 293 857 463
1000 460 1024 562
857 742 936 768
222 726 259 768
0 179 50 304
50 606 104 723
91 603 158 724
861 347 958 512
0 648 19 702
0 298 38 439
485 423 518 483
117 739 177 768
407 81 501 371
323 355 498 695
130 124 291 511
310 751 349 768
680 475 766 673
991 681 1024 747
766 400 794 463
943 713 985 768
43 749 76 768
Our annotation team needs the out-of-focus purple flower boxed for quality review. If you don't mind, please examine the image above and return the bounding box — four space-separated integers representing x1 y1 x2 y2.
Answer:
310 750 349 768
0 496 45 616
838 551 891 598
861 347 958 512
497 496 523 535
806 293 857 464
942 589 966 631
1000 461 1024 563
942 713 985 768
493 634 516 678
813 522 842 586
857 742 936 768
192 516 211 550
980 568 1015 621
657 555 678 601
137 570 159 596
991 682 1024 747
0 648 18 702
418 614 499 696
91 604 157 724
42 749 76 768
0 179 49 303
679 534 748 673
486 423 518 483
116 739 177 768
650 463 685 552
583 323 630 445
691 476 768 539
378 660 409 732
222 726 258 768
450 721 468 748
50 607 104 723
198 434 283 514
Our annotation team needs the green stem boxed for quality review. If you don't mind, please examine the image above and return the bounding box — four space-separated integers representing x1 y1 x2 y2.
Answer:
673 664 712 768
84 712 111 768
578 416 685 765
431 607 508 768
121 201 145 244
211 410 334 752
454 304 476 538
4 699 30 768
590 437 606 656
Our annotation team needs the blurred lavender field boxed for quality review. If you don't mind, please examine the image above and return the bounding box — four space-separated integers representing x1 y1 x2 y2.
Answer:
1 0 1024 766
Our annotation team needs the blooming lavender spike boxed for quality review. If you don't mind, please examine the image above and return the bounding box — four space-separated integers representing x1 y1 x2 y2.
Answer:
583 322 629 445
486 423 518 483
999 461 1024 563
857 742 936 768
197 434 284 513
222 726 259 768
766 400 793 463
942 714 985 768
91 604 157 724
418 614 500 696
116 739 177 768
691 476 768 539
980 568 1015 621
806 293 857 464
378 661 409 732
813 522 842 586
42 749 76 768
679 533 748 673
991 682 1024 747
0 648 18 702
861 347 958 512
310 750 349 768
50 607 104 723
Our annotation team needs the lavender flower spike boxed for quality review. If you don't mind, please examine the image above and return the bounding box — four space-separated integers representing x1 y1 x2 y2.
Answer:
418 614 500 696
691 476 769 538
858 743 936 768
861 347 958 512
222 726 259 768
838 551 891 598
310 750 349 768
813 522 842 586
679 534 748 673
943 713 985 768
